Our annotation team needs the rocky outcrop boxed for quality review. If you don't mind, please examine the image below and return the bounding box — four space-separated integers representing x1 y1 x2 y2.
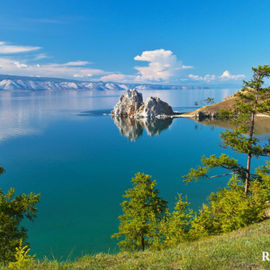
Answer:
194 111 219 121
111 89 143 117
112 89 174 119
135 97 174 119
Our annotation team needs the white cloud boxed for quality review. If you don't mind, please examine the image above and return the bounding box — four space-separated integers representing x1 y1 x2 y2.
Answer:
34 53 48 60
0 58 106 79
100 73 136 82
188 74 216 82
182 65 193 69
63 61 90 66
219 70 245 80
134 49 191 81
0 41 41 54
188 70 245 82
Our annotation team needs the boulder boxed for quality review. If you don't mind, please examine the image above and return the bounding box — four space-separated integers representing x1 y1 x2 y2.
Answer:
111 89 143 117
135 97 174 119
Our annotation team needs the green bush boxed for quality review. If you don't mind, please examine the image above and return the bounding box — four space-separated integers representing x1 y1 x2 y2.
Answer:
8 240 35 269
0 187 40 263
160 194 193 248
190 176 265 239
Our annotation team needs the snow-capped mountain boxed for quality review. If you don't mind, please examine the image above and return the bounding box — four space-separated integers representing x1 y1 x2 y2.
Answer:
0 74 207 91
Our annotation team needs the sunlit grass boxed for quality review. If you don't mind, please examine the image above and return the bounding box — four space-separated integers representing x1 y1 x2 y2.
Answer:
2 219 270 269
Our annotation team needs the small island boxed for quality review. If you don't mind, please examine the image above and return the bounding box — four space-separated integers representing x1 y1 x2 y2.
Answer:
111 89 175 119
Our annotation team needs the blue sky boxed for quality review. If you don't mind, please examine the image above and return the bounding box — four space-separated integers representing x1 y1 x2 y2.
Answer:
0 0 270 84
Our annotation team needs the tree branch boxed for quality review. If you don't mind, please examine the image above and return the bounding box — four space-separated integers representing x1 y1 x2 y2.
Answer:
206 172 234 179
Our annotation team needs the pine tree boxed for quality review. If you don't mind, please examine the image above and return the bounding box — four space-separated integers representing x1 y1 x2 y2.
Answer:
112 172 168 251
0 166 40 262
160 194 192 247
184 65 270 194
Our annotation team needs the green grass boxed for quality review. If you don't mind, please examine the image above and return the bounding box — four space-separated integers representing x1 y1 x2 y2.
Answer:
3 220 270 270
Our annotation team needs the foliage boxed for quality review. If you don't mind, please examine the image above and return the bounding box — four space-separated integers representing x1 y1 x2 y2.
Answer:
190 176 265 239
112 173 168 251
256 161 270 201
1 220 270 270
204 97 215 105
184 65 270 194
218 108 234 120
160 194 193 248
0 167 40 263
0 166 5 176
8 239 35 269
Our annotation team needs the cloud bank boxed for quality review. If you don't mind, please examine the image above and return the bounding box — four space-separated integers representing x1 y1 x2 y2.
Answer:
0 41 40 54
0 41 245 84
188 70 245 82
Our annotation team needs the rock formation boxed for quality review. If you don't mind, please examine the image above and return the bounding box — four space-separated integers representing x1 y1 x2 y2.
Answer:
111 89 143 117
112 89 174 119
135 97 174 119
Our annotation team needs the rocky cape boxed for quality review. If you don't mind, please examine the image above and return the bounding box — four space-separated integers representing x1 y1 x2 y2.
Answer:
181 91 270 121
111 89 175 119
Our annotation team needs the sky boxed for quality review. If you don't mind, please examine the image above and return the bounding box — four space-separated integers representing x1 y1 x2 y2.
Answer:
0 0 270 85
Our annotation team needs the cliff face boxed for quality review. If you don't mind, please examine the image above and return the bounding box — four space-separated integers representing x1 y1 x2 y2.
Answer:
135 97 174 119
111 89 143 117
112 89 174 119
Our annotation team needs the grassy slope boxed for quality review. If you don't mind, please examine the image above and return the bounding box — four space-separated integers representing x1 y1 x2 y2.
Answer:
184 91 270 116
7 219 270 270
182 91 270 134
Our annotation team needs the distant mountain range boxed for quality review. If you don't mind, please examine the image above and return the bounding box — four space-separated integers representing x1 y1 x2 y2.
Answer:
0 74 208 91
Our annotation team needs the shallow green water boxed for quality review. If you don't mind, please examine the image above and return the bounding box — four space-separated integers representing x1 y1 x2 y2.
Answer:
0 88 268 260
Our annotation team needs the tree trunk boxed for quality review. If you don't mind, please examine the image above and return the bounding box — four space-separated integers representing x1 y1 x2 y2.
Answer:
245 97 256 194
141 234 145 251
245 152 252 194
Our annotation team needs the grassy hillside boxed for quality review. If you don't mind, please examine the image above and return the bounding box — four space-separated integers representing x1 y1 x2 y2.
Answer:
184 90 270 116
4 219 270 270
181 91 270 134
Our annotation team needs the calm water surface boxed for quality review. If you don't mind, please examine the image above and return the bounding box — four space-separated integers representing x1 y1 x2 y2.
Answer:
0 88 267 260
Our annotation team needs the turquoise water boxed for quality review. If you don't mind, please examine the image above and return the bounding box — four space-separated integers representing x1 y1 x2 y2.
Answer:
0 88 268 260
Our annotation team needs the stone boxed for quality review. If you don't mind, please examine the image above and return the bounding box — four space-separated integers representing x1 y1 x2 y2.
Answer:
111 89 143 117
112 89 174 119
134 97 174 119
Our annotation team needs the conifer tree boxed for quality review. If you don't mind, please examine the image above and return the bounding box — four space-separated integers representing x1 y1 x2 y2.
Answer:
160 194 192 247
112 172 168 251
184 65 270 194
0 166 40 262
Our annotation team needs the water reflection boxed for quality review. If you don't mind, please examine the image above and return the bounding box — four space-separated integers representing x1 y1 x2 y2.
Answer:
198 118 270 136
112 116 173 141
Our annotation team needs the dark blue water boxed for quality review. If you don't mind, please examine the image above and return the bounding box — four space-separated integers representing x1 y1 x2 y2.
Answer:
0 88 268 260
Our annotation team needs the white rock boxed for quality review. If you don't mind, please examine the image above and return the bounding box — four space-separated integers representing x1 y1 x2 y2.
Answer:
112 90 174 119
134 97 174 119
112 89 143 117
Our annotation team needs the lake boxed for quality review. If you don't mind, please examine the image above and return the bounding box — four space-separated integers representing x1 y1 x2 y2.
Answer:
0 88 268 260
